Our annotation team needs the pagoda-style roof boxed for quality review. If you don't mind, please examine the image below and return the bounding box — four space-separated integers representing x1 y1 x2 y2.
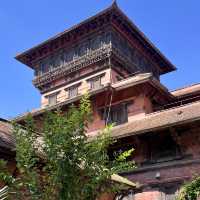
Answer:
171 83 200 98
15 2 176 75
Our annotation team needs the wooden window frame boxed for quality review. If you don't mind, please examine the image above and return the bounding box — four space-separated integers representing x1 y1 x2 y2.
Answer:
65 83 81 99
99 102 130 126
46 91 60 106
87 73 106 90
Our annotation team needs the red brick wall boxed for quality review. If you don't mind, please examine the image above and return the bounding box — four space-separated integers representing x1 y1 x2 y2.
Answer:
87 88 153 133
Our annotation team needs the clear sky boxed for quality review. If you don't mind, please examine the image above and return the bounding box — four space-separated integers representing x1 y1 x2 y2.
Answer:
0 0 200 119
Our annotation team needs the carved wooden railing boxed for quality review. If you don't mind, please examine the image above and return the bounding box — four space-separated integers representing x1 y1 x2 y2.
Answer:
33 45 112 88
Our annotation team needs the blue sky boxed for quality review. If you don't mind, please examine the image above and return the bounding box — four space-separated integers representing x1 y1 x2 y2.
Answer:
0 0 200 119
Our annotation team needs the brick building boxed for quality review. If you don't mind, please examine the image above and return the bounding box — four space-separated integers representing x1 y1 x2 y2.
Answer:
11 2 200 199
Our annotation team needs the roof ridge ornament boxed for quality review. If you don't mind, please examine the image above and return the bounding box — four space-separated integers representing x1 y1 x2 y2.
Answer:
112 0 118 8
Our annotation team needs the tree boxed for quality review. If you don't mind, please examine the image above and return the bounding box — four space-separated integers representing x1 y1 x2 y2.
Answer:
176 176 200 200
0 95 136 200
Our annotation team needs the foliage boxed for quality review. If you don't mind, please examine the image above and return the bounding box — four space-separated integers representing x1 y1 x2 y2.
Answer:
176 176 200 200
0 160 14 186
0 94 136 200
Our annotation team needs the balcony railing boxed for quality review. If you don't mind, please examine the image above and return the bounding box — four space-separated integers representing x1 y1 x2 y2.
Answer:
33 45 112 88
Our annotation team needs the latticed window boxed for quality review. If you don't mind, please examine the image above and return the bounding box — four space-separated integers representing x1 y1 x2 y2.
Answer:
108 104 128 125
101 103 128 126
142 132 182 165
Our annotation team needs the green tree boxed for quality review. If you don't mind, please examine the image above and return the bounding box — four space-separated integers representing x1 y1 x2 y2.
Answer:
176 176 200 200
0 95 136 200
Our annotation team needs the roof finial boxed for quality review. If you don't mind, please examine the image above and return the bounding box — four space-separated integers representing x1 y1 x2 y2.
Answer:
112 0 118 7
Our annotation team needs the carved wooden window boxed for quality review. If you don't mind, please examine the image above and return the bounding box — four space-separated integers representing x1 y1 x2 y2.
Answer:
79 42 87 57
91 36 101 50
54 53 64 68
145 133 182 164
68 85 79 99
105 32 111 45
87 74 105 90
73 47 79 60
100 103 128 126
36 60 48 76
90 76 101 90
47 93 58 106
49 58 55 71
108 104 128 125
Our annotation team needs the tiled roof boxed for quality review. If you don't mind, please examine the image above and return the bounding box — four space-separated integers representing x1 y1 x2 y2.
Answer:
171 83 200 97
110 100 200 139
0 119 15 150
112 73 173 99
88 100 200 139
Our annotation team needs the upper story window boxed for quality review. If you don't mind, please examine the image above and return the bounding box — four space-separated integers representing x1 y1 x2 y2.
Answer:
90 76 101 90
87 73 105 90
69 86 78 98
34 32 112 77
66 83 81 99
108 104 128 125
47 92 59 106
100 103 128 126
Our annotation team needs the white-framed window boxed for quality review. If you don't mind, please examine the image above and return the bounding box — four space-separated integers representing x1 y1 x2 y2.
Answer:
90 76 101 90
46 92 59 106
66 83 81 99
87 73 105 90
69 86 78 98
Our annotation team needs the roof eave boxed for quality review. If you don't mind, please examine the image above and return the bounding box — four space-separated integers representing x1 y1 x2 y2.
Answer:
113 5 176 74
15 4 115 68
12 85 111 123
15 3 176 74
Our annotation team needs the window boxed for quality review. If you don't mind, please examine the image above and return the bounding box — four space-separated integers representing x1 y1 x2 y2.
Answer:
68 85 79 98
90 76 101 90
101 103 128 126
108 104 128 125
47 93 58 106
87 74 105 90
143 133 182 164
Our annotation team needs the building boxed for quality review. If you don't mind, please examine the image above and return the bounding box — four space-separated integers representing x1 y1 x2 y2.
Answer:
14 2 200 200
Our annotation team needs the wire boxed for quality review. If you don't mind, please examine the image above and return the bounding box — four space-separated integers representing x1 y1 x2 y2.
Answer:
105 56 114 126
106 88 114 125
